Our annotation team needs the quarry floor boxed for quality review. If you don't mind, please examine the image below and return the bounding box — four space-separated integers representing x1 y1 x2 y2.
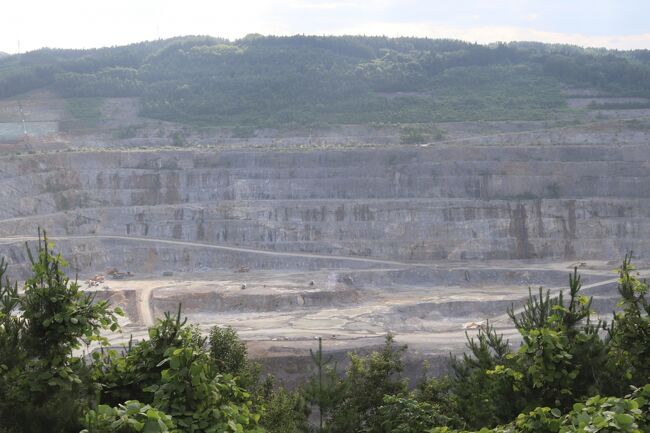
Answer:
3 235 640 373
67 236 639 373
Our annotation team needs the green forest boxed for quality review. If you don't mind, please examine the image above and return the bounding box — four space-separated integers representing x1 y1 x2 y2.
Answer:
1 35 650 126
0 233 648 433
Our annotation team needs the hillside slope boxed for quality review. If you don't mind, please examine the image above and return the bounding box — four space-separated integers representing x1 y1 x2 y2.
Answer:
1 36 649 127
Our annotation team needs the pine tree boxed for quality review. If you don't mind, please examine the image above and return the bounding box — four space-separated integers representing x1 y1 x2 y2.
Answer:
303 337 338 432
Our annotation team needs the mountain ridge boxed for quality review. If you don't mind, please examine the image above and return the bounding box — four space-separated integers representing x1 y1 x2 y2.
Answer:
1 35 649 126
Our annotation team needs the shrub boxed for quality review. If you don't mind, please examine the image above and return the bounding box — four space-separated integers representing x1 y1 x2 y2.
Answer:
0 232 122 433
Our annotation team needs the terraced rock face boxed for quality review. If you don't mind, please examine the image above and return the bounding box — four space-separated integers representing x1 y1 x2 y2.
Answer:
0 143 649 268
1 98 649 382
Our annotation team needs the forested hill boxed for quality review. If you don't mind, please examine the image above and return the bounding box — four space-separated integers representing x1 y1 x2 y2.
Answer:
1 35 650 126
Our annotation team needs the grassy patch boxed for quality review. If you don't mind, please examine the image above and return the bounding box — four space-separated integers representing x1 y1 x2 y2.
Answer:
399 124 444 144
65 97 104 121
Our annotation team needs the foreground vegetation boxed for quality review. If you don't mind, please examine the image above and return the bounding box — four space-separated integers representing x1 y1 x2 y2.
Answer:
0 234 648 432
1 36 650 126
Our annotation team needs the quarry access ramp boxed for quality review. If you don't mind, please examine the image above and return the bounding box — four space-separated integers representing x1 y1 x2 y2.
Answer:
0 234 428 268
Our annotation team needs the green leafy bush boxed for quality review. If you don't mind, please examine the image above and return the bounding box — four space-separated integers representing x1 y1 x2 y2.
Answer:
146 346 263 433
0 231 122 433
374 394 451 433
606 255 650 395
326 334 408 433
81 401 175 433
209 326 248 376
428 385 650 432
257 379 310 433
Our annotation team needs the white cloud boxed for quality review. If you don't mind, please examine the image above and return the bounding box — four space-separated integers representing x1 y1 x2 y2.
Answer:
284 0 364 10
1 1 649 53
331 22 650 49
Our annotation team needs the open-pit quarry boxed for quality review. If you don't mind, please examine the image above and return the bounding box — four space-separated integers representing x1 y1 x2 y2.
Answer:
1 91 650 381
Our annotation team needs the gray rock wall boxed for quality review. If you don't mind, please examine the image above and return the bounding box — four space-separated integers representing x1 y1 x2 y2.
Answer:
1 144 648 264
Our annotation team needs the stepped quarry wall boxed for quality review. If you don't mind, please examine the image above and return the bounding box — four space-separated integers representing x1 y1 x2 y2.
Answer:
0 143 649 269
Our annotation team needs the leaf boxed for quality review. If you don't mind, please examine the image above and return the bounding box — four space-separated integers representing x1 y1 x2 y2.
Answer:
129 419 145 431
144 420 163 433
614 413 635 425
97 405 114 416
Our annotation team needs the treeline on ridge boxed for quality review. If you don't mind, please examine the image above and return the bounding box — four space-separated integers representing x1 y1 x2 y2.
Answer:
1 36 650 126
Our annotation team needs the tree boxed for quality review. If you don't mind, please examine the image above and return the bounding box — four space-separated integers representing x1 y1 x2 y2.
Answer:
94 306 206 406
302 337 339 431
146 345 263 433
327 334 408 433
449 267 616 428
257 375 310 433
209 325 248 376
501 268 608 410
449 322 518 428
0 231 122 433
372 394 451 433
606 254 650 394
92 309 263 433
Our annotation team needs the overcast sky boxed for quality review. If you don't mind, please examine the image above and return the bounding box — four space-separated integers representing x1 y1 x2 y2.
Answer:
2 0 649 53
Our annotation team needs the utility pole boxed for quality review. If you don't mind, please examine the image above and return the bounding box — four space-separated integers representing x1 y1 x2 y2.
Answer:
18 103 27 137
18 102 32 152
